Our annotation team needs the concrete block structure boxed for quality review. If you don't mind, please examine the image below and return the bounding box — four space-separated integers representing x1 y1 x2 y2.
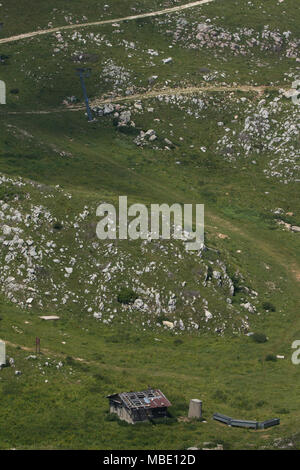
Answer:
0 340 6 366
188 399 202 419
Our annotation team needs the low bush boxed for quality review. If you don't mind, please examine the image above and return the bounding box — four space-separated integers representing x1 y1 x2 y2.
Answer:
65 356 76 366
174 339 183 346
117 288 138 305
262 301 276 312
256 400 265 408
0 184 25 202
53 221 63 231
252 332 268 343
265 354 277 362
116 125 140 137
276 408 290 414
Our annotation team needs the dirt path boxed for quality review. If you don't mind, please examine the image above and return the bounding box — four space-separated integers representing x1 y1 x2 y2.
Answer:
0 0 214 45
206 211 300 283
291 265 300 282
91 84 273 106
4 340 196 380
5 340 91 363
2 84 285 116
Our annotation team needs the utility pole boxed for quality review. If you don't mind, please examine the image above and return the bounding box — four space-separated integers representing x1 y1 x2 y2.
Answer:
76 67 93 122
0 23 6 105
35 337 41 354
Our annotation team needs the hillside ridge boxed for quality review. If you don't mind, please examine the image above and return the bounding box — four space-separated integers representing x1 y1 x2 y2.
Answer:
0 0 214 44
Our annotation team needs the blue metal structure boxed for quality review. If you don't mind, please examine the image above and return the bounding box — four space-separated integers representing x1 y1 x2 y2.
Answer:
76 67 93 122
0 22 6 105
213 413 280 430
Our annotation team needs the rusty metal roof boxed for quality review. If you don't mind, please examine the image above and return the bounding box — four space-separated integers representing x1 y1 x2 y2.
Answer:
107 388 171 409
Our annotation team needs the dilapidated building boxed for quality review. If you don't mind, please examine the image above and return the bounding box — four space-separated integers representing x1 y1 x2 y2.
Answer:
107 388 172 424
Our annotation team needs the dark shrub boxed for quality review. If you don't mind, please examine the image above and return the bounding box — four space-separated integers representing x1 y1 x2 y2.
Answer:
276 408 289 414
256 400 265 408
0 184 24 202
207 265 213 279
117 125 140 137
252 332 268 343
174 339 183 346
0 54 9 64
65 356 75 365
53 221 63 231
117 288 138 305
262 301 276 312
265 354 277 362
157 314 170 323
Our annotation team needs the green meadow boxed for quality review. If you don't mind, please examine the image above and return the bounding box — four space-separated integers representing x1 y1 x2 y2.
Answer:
0 0 299 449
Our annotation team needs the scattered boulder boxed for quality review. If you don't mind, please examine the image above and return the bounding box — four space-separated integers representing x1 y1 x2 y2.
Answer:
133 298 144 309
163 320 174 329
118 110 131 126
134 129 158 147
162 57 173 64
205 309 213 321
241 302 256 314
103 104 115 115
164 138 175 149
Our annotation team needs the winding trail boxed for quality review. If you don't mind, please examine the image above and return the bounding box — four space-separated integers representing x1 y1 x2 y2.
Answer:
2 84 285 116
91 84 274 105
4 340 198 380
206 213 300 284
0 0 214 45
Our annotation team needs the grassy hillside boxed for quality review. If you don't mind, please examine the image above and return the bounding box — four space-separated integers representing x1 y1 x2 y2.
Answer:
1 0 299 110
0 0 191 36
1 308 300 450
0 0 299 450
